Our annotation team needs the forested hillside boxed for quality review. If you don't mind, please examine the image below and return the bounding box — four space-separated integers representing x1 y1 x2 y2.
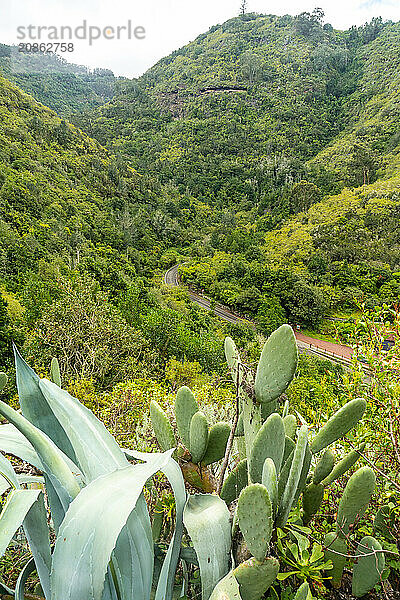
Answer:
0 74 237 380
0 44 116 117
72 12 400 331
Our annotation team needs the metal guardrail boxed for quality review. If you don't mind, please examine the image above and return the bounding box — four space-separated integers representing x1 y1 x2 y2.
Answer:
164 264 358 369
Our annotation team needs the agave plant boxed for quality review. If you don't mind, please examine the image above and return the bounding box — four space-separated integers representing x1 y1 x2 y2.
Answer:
0 350 186 600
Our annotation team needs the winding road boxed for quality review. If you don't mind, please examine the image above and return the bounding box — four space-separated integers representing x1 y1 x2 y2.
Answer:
164 264 354 368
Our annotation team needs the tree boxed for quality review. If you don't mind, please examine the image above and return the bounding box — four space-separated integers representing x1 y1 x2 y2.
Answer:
240 0 247 16
290 181 322 214
256 297 286 337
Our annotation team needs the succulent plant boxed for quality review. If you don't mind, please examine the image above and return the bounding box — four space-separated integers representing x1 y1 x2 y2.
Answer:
150 385 231 491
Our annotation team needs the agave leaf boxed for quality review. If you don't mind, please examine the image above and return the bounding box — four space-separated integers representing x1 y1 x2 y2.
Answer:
0 400 80 515
0 423 43 470
16 474 44 486
0 489 41 557
15 557 36 600
0 451 18 488
123 449 186 600
50 451 175 600
0 580 14 595
39 379 127 481
0 453 51 597
14 345 76 462
38 380 156 600
184 494 231 600
23 492 52 599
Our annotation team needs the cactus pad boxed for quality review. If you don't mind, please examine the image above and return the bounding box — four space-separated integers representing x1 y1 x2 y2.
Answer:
233 557 279 600
149 400 176 451
50 357 62 387
352 536 385 597
201 422 231 466
277 425 309 527
262 458 278 513
283 436 295 465
189 411 209 463
0 373 8 392
313 449 335 485
261 400 278 422
221 459 248 504
302 483 324 522
175 386 199 449
324 532 347 588
249 413 285 483
311 398 366 454
283 414 297 439
237 483 273 561
336 466 376 537
235 412 244 437
224 337 243 387
254 325 298 404
321 443 365 487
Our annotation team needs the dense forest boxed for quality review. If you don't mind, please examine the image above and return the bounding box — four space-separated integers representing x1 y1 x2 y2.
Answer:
0 9 399 600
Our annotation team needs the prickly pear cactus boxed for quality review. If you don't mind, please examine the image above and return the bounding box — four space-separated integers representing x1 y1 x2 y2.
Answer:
320 444 365 487
254 325 298 404
249 413 285 483
311 398 366 454
189 411 209 463
225 337 243 388
324 532 347 588
336 466 376 537
313 449 334 485
50 357 62 387
277 425 308 527
221 459 248 504
175 386 199 449
237 483 273 562
302 483 324 523
283 414 297 439
201 422 230 466
0 372 7 392
233 557 279 600
149 400 176 451
352 536 385 597
261 458 278 514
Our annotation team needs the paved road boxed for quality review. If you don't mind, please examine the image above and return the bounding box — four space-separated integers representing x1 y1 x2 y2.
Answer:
164 265 354 368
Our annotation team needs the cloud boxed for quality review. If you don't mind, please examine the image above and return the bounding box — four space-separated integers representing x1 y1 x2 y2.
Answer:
1 0 400 77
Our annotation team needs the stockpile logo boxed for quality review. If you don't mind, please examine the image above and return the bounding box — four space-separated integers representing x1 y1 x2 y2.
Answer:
11 20 146 73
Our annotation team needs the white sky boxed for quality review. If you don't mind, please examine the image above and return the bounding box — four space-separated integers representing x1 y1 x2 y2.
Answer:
0 0 399 77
